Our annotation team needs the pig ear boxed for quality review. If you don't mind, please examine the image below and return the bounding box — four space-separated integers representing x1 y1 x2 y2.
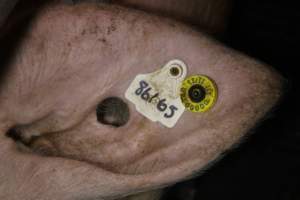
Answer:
0 124 196 200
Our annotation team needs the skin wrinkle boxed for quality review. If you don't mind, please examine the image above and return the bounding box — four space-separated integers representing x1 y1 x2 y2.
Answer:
54 120 152 169
121 126 209 173
31 103 208 174
123 128 224 174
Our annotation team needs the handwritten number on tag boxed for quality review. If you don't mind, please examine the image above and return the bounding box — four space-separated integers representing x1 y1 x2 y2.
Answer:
141 88 151 101
157 99 167 112
164 105 178 118
149 93 159 103
135 80 178 119
135 81 148 95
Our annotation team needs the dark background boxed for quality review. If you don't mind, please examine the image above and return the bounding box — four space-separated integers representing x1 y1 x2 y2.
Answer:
164 1 300 200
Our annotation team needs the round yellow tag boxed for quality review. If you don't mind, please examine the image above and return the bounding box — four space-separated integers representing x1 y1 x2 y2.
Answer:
180 75 218 113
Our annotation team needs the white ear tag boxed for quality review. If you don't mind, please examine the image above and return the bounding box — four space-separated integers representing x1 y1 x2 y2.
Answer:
125 59 187 128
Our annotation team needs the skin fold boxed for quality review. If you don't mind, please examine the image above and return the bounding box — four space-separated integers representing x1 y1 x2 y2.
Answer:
0 2 283 200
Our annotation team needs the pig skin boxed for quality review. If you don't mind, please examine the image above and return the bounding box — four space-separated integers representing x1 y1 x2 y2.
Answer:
0 2 283 200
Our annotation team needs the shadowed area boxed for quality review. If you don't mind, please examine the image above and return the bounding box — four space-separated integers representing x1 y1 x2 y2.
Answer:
96 97 130 127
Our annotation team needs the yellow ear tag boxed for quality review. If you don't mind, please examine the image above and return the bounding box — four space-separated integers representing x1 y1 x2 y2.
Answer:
180 75 218 113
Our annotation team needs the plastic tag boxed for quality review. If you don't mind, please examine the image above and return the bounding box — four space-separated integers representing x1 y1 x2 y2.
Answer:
180 75 218 113
125 60 187 128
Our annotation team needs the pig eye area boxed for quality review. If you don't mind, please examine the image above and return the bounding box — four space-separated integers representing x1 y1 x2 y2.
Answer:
96 97 130 127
